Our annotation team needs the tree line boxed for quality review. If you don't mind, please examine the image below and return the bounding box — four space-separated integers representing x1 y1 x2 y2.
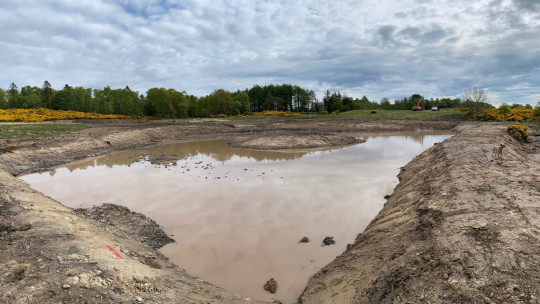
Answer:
1 81 534 118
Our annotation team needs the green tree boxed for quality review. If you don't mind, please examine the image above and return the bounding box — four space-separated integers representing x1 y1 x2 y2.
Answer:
42 80 53 108
207 89 234 115
167 89 189 118
51 88 74 110
146 88 174 117
8 82 18 108
233 92 250 114
20 86 42 108
0 89 7 109
330 97 343 112
262 94 285 111
498 103 510 115
72 87 92 112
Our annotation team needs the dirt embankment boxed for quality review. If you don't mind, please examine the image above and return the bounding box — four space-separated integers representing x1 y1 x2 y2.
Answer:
2 117 538 303
299 123 540 303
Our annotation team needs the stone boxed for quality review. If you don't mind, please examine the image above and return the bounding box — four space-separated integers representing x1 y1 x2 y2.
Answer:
299 237 310 243
322 236 335 246
264 278 278 294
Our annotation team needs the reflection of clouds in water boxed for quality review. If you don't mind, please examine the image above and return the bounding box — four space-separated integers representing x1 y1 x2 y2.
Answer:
59 140 308 172
21 133 452 304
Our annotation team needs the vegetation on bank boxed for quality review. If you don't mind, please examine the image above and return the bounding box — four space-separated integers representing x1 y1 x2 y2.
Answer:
0 108 143 122
0 123 90 139
1 81 538 123
507 124 531 143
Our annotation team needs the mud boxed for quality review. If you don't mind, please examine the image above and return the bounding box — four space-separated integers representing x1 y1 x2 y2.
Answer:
0 116 538 303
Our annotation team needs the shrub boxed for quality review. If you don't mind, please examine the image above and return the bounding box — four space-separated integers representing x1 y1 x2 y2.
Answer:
475 108 535 122
370 109 377 114
507 124 531 143
319 110 328 115
0 108 143 122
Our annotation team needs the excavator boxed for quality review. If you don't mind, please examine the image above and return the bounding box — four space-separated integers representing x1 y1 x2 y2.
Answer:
412 98 424 111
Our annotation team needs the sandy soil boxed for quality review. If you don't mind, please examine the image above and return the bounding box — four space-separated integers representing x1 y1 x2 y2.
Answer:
299 123 540 304
1 116 539 303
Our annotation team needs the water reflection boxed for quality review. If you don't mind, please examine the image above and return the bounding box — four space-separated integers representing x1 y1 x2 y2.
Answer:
22 133 451 303
59 140 307 174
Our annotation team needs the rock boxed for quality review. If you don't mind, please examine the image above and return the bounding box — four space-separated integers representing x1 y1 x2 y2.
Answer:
62 284 71 289
263 278 278 294
384 195 391 199
299 237 310 243
135 296 143 302
322 236 335 246
66 276 80 285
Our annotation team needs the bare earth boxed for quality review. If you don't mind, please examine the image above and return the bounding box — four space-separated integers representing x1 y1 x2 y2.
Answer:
1 117 539 304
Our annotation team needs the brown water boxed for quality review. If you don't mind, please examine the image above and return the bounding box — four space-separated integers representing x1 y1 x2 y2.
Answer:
21 133 451 303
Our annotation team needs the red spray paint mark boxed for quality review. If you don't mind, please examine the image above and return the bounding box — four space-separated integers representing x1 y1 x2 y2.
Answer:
106 245 123 259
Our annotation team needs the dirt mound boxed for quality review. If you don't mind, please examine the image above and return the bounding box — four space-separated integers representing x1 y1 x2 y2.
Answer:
75 204 174 249
229 134 364 150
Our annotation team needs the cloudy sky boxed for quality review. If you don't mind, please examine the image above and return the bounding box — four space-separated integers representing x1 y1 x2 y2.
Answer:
1 0 539 105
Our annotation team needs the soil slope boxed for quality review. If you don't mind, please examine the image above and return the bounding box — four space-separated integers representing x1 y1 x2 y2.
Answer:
299 123 540 303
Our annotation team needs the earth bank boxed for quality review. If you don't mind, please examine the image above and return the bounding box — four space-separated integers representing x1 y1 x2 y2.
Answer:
0 117 538 303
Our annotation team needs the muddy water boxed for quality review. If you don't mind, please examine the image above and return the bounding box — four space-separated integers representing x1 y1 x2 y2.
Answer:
22 133 451 303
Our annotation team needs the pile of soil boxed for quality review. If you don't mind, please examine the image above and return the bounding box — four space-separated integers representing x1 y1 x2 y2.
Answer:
299 123 540 303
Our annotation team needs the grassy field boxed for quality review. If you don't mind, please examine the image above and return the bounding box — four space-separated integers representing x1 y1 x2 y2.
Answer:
333 108 464 119
0 123 91 139
216 108 465 121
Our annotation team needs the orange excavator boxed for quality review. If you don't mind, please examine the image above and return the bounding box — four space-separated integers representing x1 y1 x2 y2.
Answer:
412 98 423 111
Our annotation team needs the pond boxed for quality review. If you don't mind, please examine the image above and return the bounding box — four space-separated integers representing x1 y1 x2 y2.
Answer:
21 132 451 303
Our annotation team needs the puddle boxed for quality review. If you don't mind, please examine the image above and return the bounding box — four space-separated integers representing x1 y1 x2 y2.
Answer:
22 132 451 303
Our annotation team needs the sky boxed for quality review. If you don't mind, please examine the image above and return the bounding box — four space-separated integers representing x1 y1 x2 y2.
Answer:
1 0 539 106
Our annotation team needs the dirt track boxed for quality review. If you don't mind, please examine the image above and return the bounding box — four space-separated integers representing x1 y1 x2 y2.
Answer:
1 117 539 303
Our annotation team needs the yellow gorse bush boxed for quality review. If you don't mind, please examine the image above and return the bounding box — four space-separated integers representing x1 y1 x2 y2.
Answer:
507 124 531 142
475 108 536 121
251 110 301 117
0 108 143 122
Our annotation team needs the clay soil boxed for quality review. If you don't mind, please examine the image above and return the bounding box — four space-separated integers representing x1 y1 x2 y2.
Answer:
1 116 539 304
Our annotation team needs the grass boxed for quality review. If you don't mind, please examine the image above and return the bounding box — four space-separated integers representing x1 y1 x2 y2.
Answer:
0 122 91 139
337 108 464 119
187 108 465 122
525 120 540 131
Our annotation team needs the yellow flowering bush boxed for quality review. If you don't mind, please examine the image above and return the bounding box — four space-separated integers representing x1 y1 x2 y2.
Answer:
507 124 531 142
208 113 228 118
251 110 301 117
370 109 377 114
475 108 536 122
0 108 143 122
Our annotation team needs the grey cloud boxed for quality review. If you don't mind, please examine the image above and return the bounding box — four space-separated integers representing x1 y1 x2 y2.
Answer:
0 0 539 104
512 0 540 11
375 25 397 46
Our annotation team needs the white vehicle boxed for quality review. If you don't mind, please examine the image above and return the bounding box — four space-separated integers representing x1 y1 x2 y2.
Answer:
431 107 439 111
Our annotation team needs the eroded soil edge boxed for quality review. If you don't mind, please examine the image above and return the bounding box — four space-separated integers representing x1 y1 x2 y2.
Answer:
299 123 540 304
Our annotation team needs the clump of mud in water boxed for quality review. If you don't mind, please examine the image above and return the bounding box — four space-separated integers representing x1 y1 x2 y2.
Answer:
75 203 174 249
